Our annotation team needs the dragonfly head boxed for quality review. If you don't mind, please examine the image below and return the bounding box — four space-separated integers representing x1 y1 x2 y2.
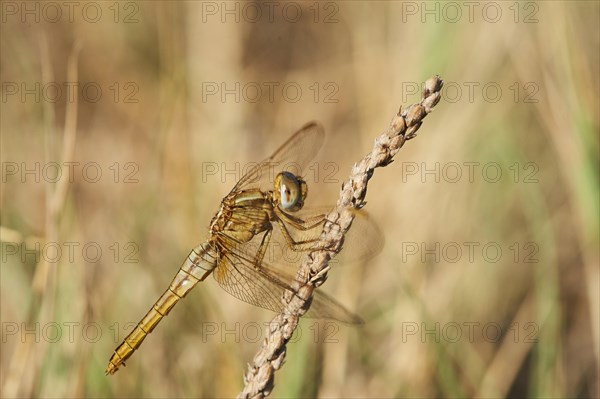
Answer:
274 171 308 212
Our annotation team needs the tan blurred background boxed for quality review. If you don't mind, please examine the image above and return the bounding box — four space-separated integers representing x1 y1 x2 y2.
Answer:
1 1 598 398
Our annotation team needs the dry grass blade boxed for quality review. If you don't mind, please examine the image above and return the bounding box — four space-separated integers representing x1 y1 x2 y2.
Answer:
238 75 444 399
1 41 81 399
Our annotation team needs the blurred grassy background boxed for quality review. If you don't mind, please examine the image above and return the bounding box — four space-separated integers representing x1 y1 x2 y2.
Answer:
1 1 598 398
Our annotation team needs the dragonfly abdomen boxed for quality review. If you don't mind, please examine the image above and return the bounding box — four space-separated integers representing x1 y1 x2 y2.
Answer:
105 243 217 375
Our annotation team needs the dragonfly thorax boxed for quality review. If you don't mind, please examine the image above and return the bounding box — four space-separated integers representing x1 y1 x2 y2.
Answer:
208 190 273 243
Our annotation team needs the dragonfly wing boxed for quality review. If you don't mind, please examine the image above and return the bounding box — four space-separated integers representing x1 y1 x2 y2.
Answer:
257 259 364 325
232 122 325 192
213 233 362 324
308 288 364 325
213 243 292 313
331 209 385 265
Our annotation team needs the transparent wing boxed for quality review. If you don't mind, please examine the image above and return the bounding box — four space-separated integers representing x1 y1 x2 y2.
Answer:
213 250 284 313
330 209 385 266
212 232 361 324
258 208 384 270
232 122 325 193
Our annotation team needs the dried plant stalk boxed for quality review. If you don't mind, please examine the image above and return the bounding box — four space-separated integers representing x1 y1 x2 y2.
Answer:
238 75 444 399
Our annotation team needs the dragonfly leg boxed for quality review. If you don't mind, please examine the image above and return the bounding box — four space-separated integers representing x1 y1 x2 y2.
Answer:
253 227 273 268
274 217 325 252
275 208 326 231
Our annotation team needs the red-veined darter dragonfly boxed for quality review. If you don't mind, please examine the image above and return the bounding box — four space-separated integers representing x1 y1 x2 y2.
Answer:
106 122 376 375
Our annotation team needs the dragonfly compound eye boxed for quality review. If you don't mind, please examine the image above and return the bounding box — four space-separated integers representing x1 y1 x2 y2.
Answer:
276 171 307 212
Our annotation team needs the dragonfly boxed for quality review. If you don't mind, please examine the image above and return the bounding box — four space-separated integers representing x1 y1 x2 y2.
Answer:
106 122 378 375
